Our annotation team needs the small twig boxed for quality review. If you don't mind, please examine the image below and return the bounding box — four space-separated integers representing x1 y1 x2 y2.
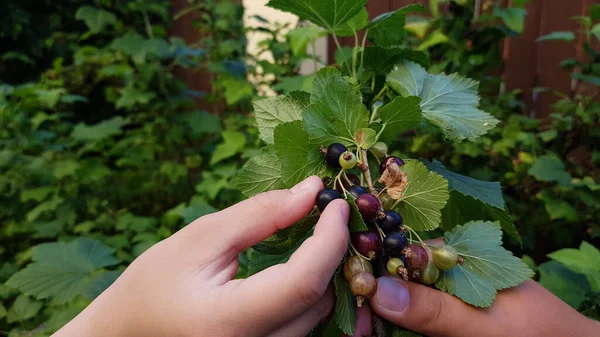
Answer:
359 148 376 194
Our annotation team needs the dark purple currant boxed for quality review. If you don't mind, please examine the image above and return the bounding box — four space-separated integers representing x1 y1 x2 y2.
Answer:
316 188 342 212
384 231 409 256
356 193 381 220
377 210 403 233
379 156 405 174
324 143 348 168
351 230 382 258
348 185 368 198
406 243 429 272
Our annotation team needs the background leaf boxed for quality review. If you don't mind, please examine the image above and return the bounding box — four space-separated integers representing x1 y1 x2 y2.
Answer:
235 151 285 197
267 0 368 31
387 61 498 141
75 6 117 33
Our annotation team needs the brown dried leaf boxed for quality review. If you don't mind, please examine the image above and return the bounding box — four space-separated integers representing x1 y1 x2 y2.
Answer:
379 160 408 199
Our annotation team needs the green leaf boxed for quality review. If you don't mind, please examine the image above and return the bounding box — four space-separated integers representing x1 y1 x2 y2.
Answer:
333 268 356 335
274 75 315 94
180 111 222 135
288 26 326 56
21 186 54 202
417 29 449 51
0 303 6 320
368 4 426 47
267 0 368 31
335 8 368 36
116 84 156 108
363 47 430 74
353 128 377 149
528 154 571 186
538 191 579 221
254 95 306 144
35 88 67 108
396 161 449 231
159 161 188 183
536 31 576 42
387 61 498 141
436 221 534 307
348 196 369 232
71 116 129 142
441 191 520 244
274 121 328 187
592 4 600 20
494 6 527 33
423 159 505 209
6 238 120 305
572 73 600 86
304 68 369 147
210 131 247 165
378 96 422 142
110 31 164 63
6 295 42 323
54 159 81 179
538 261 590 309
235 151 285 197
547 241 600 276
26 197 64 222
83 270 121 299
75 6 117 34
253 213 319 255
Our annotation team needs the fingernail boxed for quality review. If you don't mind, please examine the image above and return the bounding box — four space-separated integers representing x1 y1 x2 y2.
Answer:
290 177 314 194
374 277 410 312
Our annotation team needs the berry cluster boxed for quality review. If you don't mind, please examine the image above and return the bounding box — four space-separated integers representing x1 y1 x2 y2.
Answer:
316 143 461 306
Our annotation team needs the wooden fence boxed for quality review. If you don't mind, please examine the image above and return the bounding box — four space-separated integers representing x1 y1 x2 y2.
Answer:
172 0 599 118
331 0 600 118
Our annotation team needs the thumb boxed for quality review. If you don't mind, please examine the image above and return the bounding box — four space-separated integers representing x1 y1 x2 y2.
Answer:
369 277 486 337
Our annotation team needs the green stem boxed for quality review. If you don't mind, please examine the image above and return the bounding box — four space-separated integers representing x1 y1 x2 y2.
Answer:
352 32 360 79
359 30 369 74
332 34 353 75
371 85 388 106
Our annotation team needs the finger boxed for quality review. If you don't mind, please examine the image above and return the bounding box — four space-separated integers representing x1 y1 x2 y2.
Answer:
343 304 372 337
370 277 489 337
182 176 323 254
218 199 350 336
266 286 335 337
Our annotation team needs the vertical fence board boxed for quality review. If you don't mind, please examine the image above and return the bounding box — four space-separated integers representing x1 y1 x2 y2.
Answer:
502 0 543 113
534 1 585 118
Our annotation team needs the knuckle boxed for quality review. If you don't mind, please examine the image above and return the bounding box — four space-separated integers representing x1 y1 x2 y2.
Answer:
416 290 447 327
252 190 281 215
296 272 328 309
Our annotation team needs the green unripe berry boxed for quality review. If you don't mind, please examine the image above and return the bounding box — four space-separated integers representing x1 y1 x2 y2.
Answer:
371 142 388 159
419 261 440 285
339 151 357 169
386 257 404 275
432 245 459 270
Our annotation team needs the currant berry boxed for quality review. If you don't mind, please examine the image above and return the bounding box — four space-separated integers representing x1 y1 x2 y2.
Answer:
339 151 357 169
350 272 377 307
356 193 381 220
383 231 408 256
419 261 440 285
316 188 342 212
343 256 373 282
432 245 459 270
379 156 405 174
370 142 388 159
346 173 360 186
386 257 408 280
351 230 382 259
377 210 403 233
348 185 368 198
406 243 428 272
324 143 348 168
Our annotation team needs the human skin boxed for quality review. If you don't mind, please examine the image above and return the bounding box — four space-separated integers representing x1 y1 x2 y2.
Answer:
53 176 599 337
